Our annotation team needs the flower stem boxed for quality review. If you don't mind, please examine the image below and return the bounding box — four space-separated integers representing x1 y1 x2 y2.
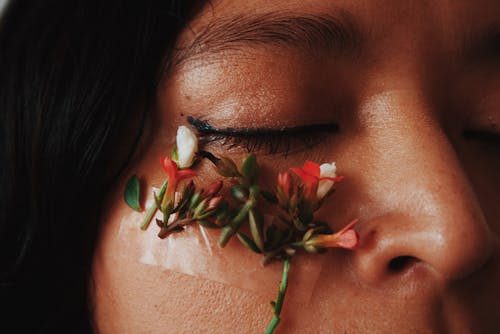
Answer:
218 199 254 247
158 216 193 239
265 256 291 334
140 179 168 230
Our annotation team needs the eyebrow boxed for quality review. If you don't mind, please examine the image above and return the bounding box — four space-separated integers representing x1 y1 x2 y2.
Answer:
173 11 363 67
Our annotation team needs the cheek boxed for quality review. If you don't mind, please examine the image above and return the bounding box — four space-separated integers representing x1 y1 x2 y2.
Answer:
91 163 330 333
92 187 272 333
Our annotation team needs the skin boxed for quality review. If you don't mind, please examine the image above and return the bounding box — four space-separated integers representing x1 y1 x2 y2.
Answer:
92 0 500 333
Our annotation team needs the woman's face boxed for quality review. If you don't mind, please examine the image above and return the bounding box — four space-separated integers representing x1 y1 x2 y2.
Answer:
92 0 500 332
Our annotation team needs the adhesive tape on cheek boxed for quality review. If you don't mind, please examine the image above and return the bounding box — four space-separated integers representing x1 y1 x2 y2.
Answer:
120 188 326 303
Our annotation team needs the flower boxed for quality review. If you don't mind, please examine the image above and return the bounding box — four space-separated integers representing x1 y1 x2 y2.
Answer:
207 196 223 211
176 125 198 168
290 161 344 201
205 180 223 196
134 149 360 334
317 162 344 200
277 171 293 198
304 219 359 252
160 156 197 210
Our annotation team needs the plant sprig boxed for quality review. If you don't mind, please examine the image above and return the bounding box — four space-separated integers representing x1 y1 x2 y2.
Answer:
124 126 359 334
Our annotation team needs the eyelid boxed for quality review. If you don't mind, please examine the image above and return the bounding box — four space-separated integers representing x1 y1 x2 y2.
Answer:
187 116 339 135
462 129 500 145
187 116 339 155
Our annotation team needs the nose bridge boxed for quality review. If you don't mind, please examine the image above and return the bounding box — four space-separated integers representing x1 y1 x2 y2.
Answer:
360 90 469 216
353 89 494 284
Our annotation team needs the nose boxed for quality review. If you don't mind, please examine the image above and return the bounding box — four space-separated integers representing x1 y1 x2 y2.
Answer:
351 91 494 285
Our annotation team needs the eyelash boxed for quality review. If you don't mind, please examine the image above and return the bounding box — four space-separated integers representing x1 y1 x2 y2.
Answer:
463 129 500 144
187 118 500 157
188 117 338 155
462 129 500 157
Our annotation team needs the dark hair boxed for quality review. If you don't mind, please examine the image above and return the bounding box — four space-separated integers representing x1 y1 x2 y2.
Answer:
0 1 202 332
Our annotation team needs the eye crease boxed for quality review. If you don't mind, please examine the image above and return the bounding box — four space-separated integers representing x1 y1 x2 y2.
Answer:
187 116 339 155
462 129 500 145
462 128 500 158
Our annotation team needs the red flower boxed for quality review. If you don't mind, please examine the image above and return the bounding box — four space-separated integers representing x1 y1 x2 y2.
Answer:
205 180 223 197
290 161 343 201
305 219 359 250
160 157 197 208
277 171 293 198
207 196 223 211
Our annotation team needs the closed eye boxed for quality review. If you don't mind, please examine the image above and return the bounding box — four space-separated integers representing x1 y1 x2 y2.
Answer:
187 116 339 156
462 129 500 157
463 129 500 144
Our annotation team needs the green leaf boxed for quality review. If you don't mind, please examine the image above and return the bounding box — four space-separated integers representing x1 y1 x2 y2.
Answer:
140 179 167 230
277 213 291 226
303 228 315 242
236 232 261 253
241 153 258 184
171 146 179 164
124 175 142 211
189 191 201 210
292 217 307 231
215 156 240 177
197 219 219 229
261 190 278 204
219 225 234 247
311 222 332 234
303 243 319 253
218 200 253 247
215 200 229 218
249 185 260 200
249 209 264 251
230 184 248 202
285 247 296 256
153 192 162 208
193 198 208 218
265 224 279 249
232 200 252 224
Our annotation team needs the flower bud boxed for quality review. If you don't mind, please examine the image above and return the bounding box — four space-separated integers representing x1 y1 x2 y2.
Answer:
317 162 338 200
215 156 240 177
205 180 223 196
304 219 359 250
207 196 223 211
193 198 209 218
277 171 293 198
176 125 198 168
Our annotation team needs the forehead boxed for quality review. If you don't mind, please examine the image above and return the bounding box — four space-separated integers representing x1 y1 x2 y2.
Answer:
197 0 500 23
181 0 500 49
164 0 500 127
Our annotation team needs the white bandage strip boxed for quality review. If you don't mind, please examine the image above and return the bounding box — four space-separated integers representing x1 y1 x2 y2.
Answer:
122 188 325 302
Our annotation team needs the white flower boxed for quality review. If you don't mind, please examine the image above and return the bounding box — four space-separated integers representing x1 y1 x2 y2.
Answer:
176 125 198 168
316 162 337 200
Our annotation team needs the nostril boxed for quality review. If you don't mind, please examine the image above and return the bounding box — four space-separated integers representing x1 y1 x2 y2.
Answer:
388 256 417 272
